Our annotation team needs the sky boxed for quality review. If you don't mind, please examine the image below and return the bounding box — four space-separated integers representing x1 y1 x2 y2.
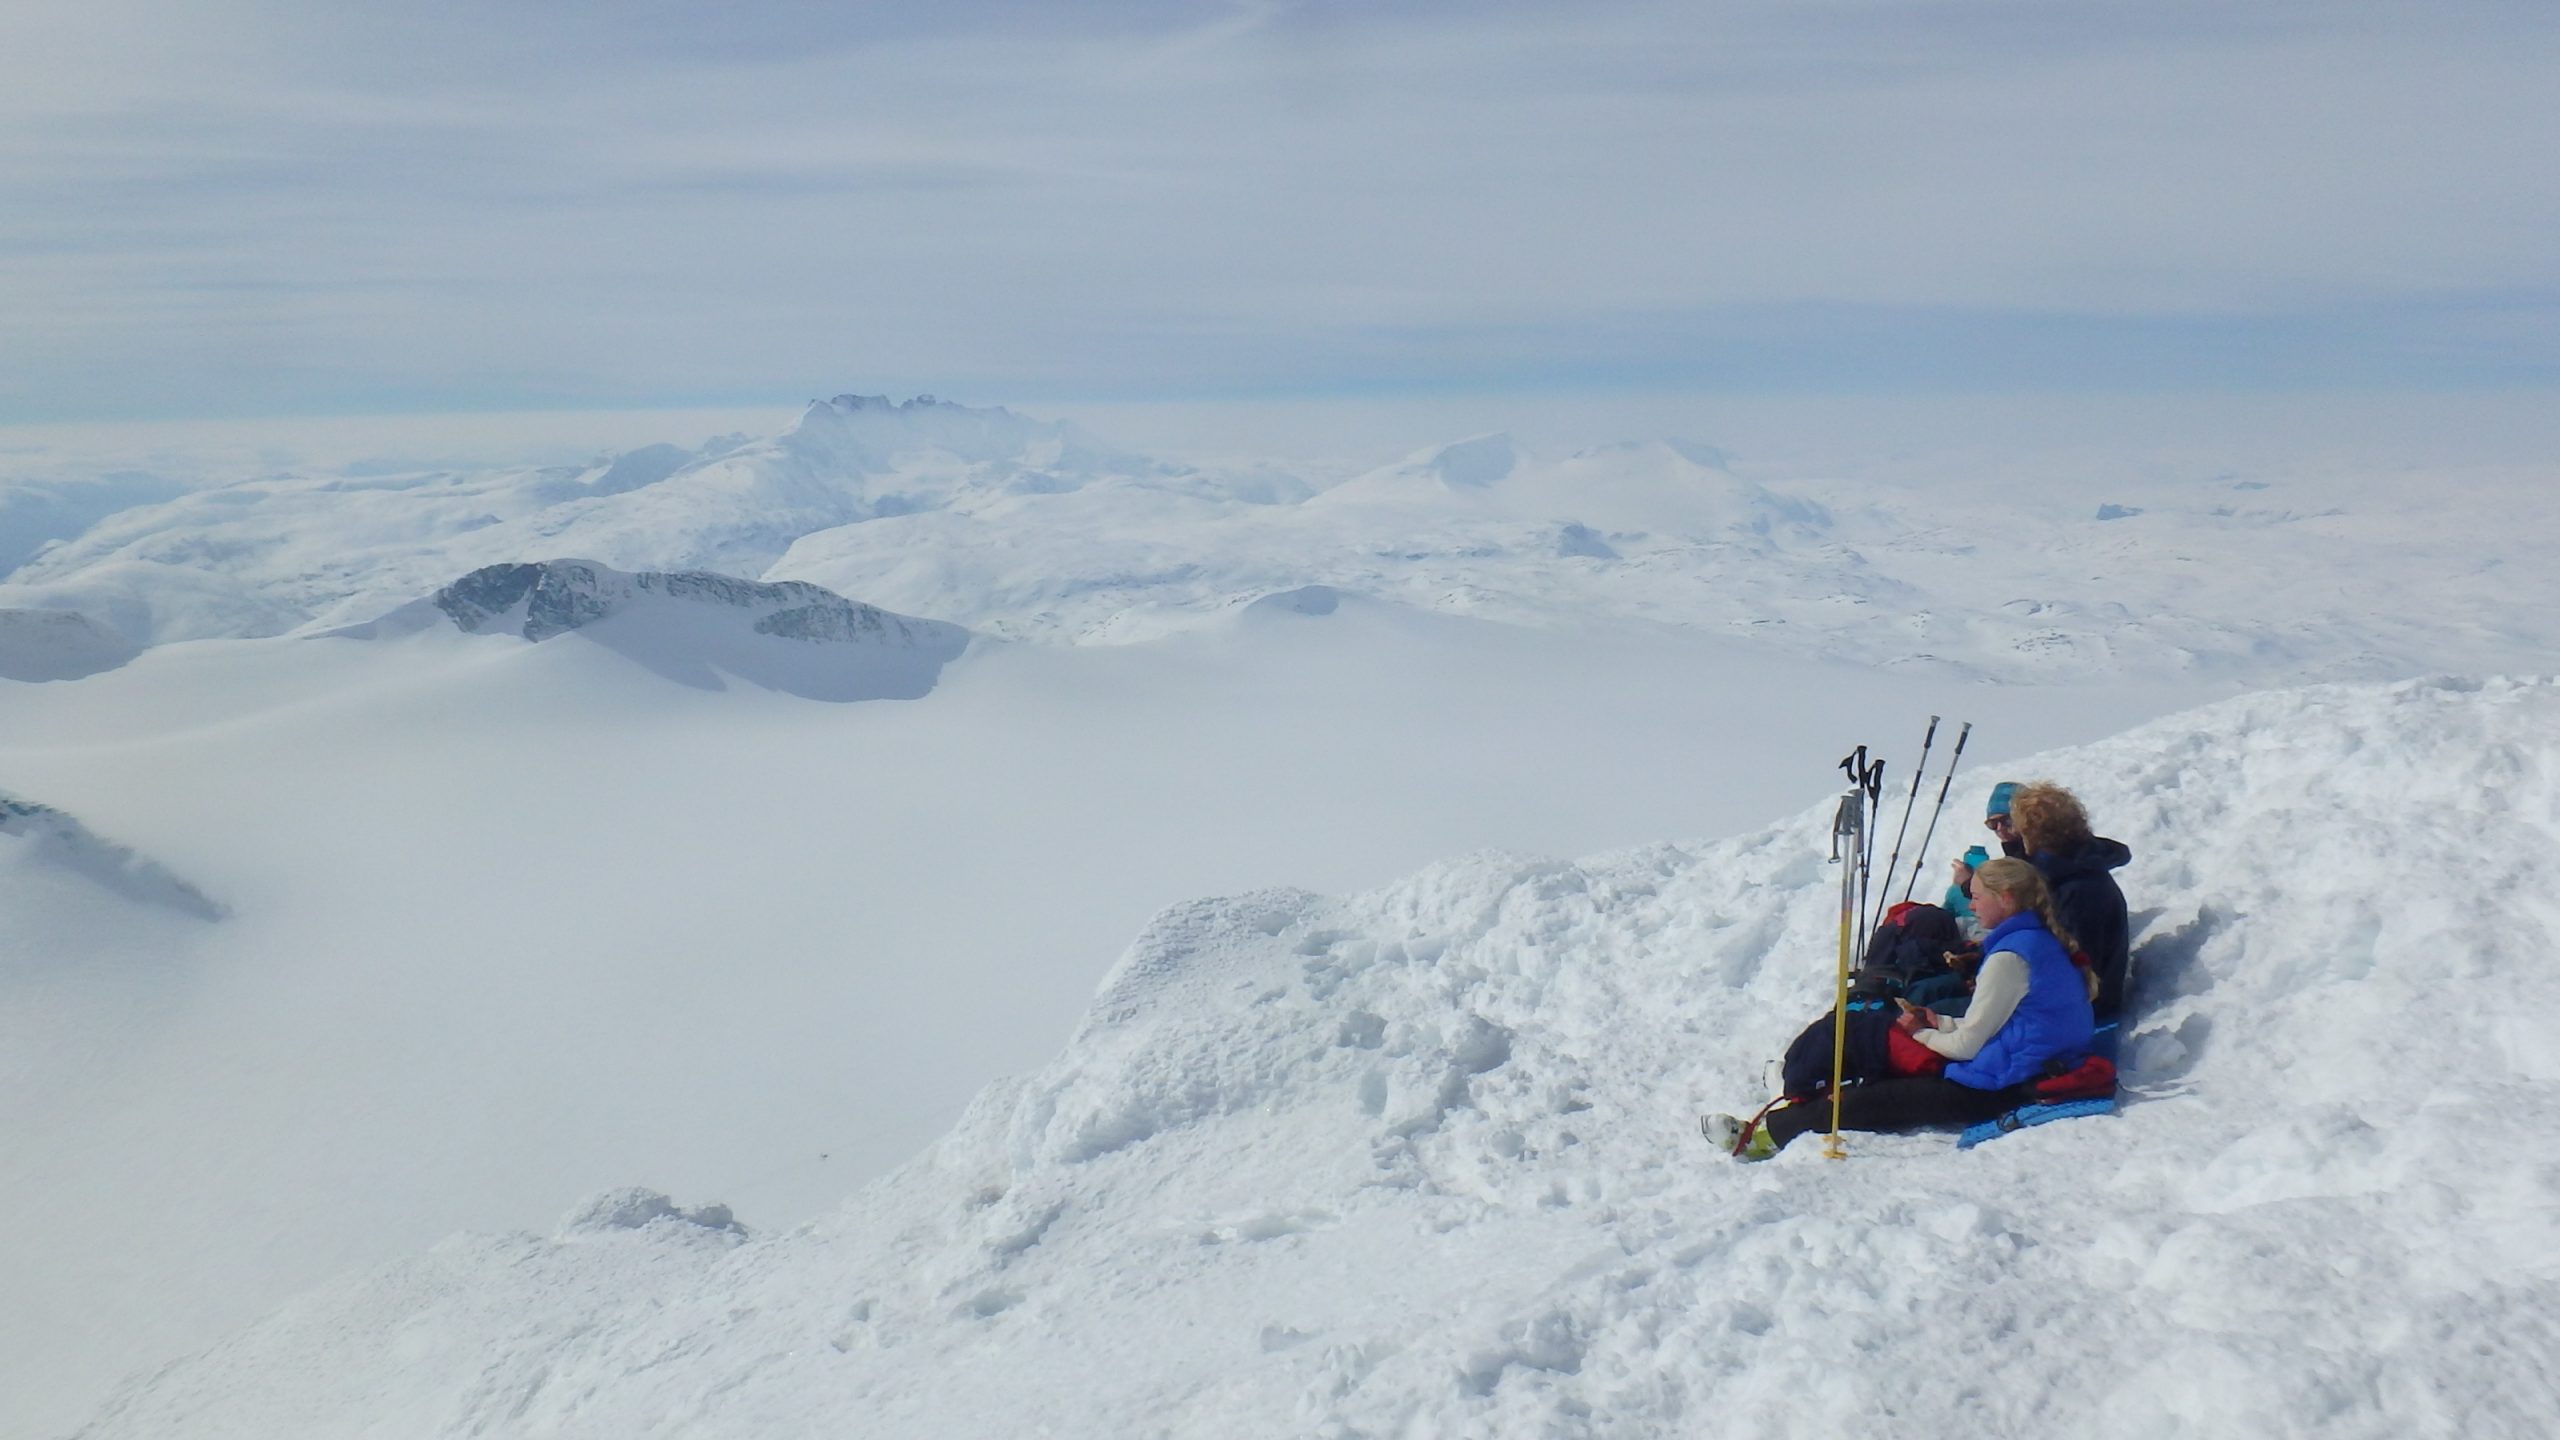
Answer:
3 0 2557 426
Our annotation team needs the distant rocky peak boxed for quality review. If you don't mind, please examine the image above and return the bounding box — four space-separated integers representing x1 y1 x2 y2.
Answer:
430 559 965 651
778 392 1156 493
797 393 995 431
812 393 970 417
788 389 1090 474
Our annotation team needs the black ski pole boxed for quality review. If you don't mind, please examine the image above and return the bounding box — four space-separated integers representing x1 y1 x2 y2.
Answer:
1838 746 1886 959
1900 720 1973 903
1860 761 1881 957
1870 715 1939 935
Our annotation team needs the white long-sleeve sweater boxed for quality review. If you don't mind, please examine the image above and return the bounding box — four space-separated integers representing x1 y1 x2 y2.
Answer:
1915 949 2028 1062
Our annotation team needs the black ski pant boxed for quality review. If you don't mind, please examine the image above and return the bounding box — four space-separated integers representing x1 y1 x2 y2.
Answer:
1763 1076 2031 1151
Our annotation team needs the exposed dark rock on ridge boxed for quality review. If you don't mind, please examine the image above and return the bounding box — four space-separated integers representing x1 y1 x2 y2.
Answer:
432 560 961 651
411 559 969 702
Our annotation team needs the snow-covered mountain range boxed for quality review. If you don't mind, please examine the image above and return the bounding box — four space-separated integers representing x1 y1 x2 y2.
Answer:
1 395 2547 684
0 396 1282 651
69 676 2560 1439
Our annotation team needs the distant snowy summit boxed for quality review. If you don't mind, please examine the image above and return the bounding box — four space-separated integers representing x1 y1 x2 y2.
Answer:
1310 432 1827 543
782 393 1155 495
354 560 969 703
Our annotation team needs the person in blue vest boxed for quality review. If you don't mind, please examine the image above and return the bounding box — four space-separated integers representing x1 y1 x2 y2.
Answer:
1724 857 2096 1157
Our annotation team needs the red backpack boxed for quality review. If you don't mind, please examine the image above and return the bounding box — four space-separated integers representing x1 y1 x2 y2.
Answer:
2031 1053 2117 1102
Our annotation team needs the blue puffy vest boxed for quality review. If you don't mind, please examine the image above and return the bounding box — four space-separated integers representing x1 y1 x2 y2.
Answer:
1945 913 2095 1091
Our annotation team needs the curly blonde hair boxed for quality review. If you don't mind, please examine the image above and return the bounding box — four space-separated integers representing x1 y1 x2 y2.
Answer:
1971 857 2079 953
2008 782 2093 855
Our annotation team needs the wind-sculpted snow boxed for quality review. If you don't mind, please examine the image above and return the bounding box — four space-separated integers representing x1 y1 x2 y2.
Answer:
74 676 2560 1438
0 792 225 921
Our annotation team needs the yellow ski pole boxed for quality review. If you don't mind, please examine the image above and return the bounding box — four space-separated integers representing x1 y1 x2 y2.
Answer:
1825 782 1866 1159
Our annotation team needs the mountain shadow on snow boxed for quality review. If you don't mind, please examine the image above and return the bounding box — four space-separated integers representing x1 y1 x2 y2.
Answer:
0 606 140 681
352 560 969 703
0 792 226 921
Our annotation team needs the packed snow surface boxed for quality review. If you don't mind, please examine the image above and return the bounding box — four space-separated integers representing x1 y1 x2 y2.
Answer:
75 676 2560 1439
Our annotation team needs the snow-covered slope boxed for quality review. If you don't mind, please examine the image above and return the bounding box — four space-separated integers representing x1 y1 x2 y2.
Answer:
75 675 2560 1439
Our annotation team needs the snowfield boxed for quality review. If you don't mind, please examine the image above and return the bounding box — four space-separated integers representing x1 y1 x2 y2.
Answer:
71 675 2560 1439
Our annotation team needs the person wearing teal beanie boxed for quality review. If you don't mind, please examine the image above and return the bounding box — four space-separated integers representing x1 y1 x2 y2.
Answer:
1943 843 1993 934
1985 780 2025 857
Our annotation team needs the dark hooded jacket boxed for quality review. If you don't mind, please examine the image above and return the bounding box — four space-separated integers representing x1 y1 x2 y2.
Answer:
2033 837 2133 1019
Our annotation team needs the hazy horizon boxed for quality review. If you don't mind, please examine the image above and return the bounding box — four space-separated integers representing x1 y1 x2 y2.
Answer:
8 0 2555 427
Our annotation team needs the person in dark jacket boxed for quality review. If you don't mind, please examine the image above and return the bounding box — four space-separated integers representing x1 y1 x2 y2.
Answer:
1716 858 2097 1157
2007 781 2133 1020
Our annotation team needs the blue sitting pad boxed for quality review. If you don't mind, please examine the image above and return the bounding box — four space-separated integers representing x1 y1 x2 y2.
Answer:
1957 1096 2118 1150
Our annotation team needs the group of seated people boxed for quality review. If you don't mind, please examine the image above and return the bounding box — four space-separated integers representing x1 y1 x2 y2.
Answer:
1706 778 2134 1159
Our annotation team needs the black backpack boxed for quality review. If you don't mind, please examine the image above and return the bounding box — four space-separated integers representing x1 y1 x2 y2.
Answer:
1856 901 1968 989
1779 1005 1900 1099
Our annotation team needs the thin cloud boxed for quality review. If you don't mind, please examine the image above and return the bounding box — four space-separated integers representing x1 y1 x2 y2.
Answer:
2 0 2556 420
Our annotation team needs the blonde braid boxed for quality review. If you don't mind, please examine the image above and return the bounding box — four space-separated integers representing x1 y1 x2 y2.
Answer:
1972 857 2080 956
